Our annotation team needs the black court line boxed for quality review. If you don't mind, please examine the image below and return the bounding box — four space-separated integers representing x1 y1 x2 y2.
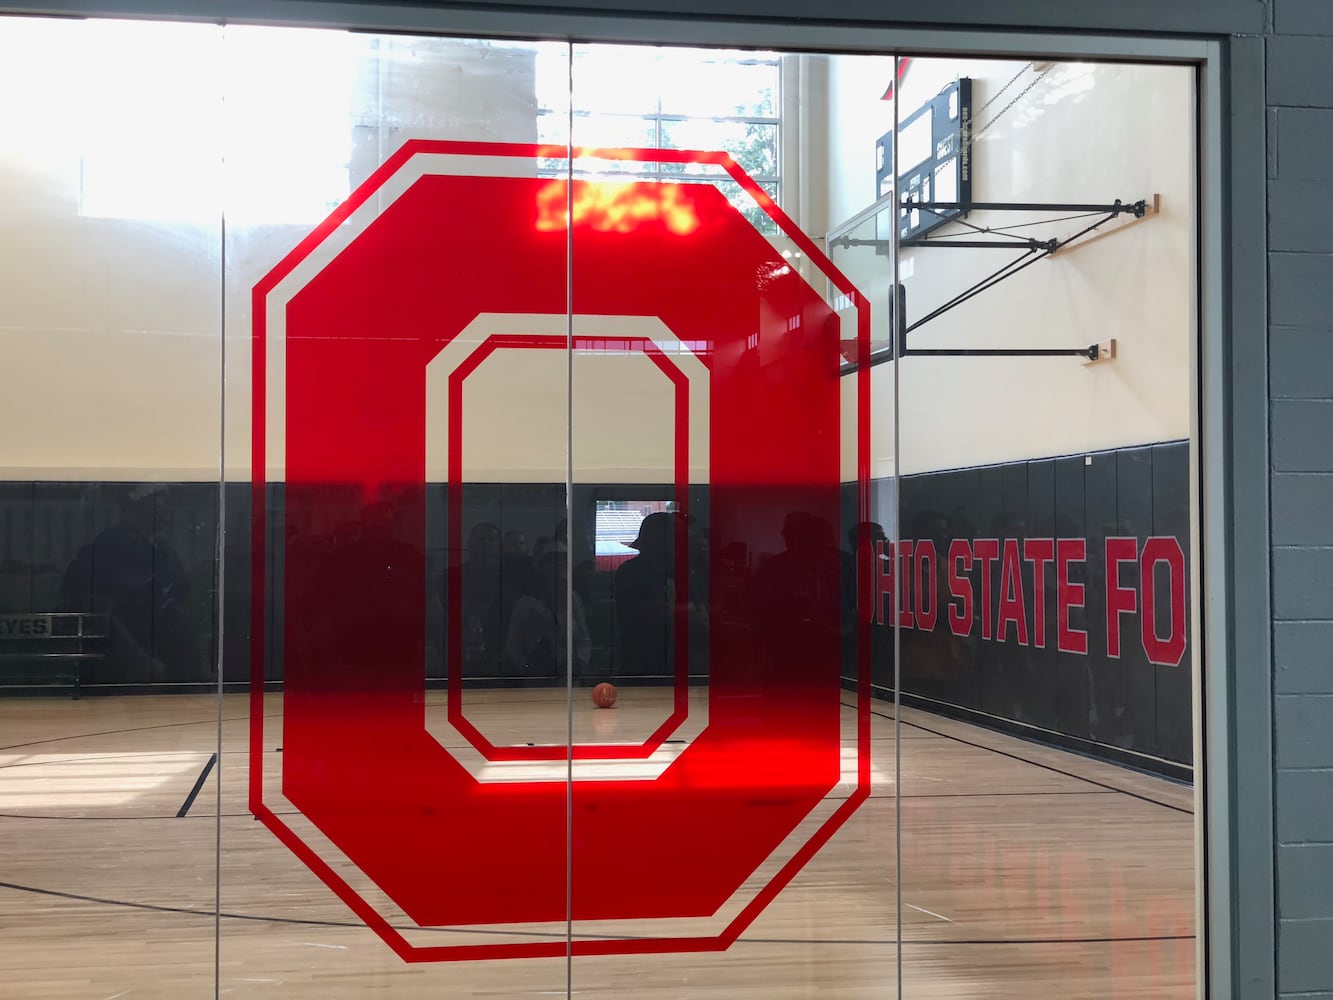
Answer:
176 753 218 818
843 701 1193 816
0 879 1195 948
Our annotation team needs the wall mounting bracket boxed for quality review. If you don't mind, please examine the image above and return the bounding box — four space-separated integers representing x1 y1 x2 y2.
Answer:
833 197 1152 374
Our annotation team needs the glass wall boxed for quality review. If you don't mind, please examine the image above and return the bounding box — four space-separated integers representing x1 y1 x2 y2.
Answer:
0 18 1198 998
827 53 1198 996
0 17 223 997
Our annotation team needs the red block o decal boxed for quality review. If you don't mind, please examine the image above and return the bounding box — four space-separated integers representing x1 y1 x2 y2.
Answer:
250 141 873 961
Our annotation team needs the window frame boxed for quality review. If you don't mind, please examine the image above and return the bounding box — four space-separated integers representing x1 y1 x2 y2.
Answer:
0 4 1270 997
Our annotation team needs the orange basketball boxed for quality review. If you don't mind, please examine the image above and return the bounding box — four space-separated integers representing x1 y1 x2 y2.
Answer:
592 682 618 708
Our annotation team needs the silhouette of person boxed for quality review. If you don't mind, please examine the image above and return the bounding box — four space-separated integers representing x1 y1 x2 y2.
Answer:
504 540 590 678
498 529 534 647
682 511 711 677
554 515 598 605
841 520 888 625
614 511 678 677
754 511 843 669
306 499 425 682
460 521 503 674
502 530 529 561
840 520 888 678
60 484 199 683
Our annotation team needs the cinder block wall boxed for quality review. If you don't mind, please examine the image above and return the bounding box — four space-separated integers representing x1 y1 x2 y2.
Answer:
1269 0 1333 995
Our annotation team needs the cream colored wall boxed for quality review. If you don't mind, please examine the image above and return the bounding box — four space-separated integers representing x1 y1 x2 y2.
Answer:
825 57 1196 478
421 315 711 485
225 33 545 483
0 27 1191 487
0 18 543 482
0 18 224 481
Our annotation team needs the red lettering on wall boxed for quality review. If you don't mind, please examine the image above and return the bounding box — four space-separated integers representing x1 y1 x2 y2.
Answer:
897 541 915 629
996 538 1029 645
973 538 999 641
855 529 877 627
876 539 892 627
1056 538 1088 655
915 539 938 632
1023 538 1055 649
1140 536 1187 666
1105 537 1139 659
948 539 973 637
866 533 1188 667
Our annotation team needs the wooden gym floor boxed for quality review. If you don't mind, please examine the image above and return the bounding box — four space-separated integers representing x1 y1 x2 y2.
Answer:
0 691 1195 998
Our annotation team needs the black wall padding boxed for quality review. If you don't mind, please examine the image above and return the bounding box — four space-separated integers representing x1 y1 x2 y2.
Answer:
0 441 1191 773
873 441 1192 769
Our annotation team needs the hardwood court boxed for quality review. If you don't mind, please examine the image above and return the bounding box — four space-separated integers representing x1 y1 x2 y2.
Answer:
0 691 1195 998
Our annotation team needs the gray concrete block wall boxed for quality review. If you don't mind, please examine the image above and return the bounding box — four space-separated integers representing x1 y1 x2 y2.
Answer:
1270 2 1333 994
0 0 1301 995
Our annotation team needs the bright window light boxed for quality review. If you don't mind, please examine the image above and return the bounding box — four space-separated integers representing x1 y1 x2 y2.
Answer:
25 19 357 224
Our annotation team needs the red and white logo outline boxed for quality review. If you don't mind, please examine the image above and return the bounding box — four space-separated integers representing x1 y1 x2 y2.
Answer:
249 139 876 962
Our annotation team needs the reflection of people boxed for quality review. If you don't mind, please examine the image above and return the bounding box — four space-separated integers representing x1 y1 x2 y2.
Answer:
712 540 751 629
504 541 590 678
502 530 528 560
841 521 888 624
683 512 711 676
614 511 677 676
755 511 843 659
554 516 597 605
59 485 200 682
498 530 534 651
840 521 887 679
460 522 503 672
